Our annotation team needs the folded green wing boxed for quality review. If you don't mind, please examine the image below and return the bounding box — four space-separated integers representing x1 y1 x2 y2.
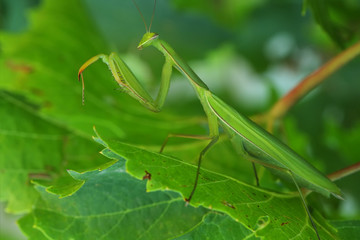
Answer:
205 91 342 198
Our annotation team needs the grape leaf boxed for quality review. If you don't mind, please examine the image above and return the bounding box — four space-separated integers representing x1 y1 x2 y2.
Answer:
331 220 360 239
93 130 340 240
19 161 209 240
0 91 110 213
303 0 360 47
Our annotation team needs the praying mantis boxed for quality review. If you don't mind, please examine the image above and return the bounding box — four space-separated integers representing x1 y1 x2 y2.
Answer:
77 1 342 239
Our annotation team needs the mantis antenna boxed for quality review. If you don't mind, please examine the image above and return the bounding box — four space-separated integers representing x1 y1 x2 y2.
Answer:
132 0 157 33
149 0 157 32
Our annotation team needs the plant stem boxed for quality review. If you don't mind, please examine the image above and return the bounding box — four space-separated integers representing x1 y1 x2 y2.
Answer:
327 162 360 182
256 41 360 131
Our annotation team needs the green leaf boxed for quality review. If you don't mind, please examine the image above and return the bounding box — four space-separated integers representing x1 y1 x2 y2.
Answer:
19 160 265 240
0 92 57 213
303 0 360 47
95 130 340 239
17 213 48 240
19 161 210 239
175 213 259 240
0 90 116 213
331 220 360 239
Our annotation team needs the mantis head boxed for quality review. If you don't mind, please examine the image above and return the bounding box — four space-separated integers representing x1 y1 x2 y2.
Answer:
132 0 158 50
137 32 159 50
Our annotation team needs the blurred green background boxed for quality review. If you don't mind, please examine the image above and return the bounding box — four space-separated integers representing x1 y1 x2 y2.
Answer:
0 0 359 239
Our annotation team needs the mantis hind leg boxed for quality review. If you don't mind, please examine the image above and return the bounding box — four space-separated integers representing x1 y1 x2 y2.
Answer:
241 141 260 186
225 131 260 186
251 162 259 187
289 170 321 240
240 142 320 238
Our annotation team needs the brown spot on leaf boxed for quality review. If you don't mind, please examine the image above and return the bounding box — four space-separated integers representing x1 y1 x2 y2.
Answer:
28 172 51 180
142 170 151 180
30 88 44 96
221 200 236 209
6 61 33 74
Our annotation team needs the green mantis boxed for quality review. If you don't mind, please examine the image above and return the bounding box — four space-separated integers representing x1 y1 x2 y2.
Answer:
78 1 342 239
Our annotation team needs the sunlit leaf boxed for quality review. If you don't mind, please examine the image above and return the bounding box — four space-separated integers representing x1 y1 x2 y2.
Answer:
94 131 339 239
19 162 209 239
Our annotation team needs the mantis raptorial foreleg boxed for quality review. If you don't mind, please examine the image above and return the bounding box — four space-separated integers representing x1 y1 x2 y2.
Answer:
79 52 173 112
